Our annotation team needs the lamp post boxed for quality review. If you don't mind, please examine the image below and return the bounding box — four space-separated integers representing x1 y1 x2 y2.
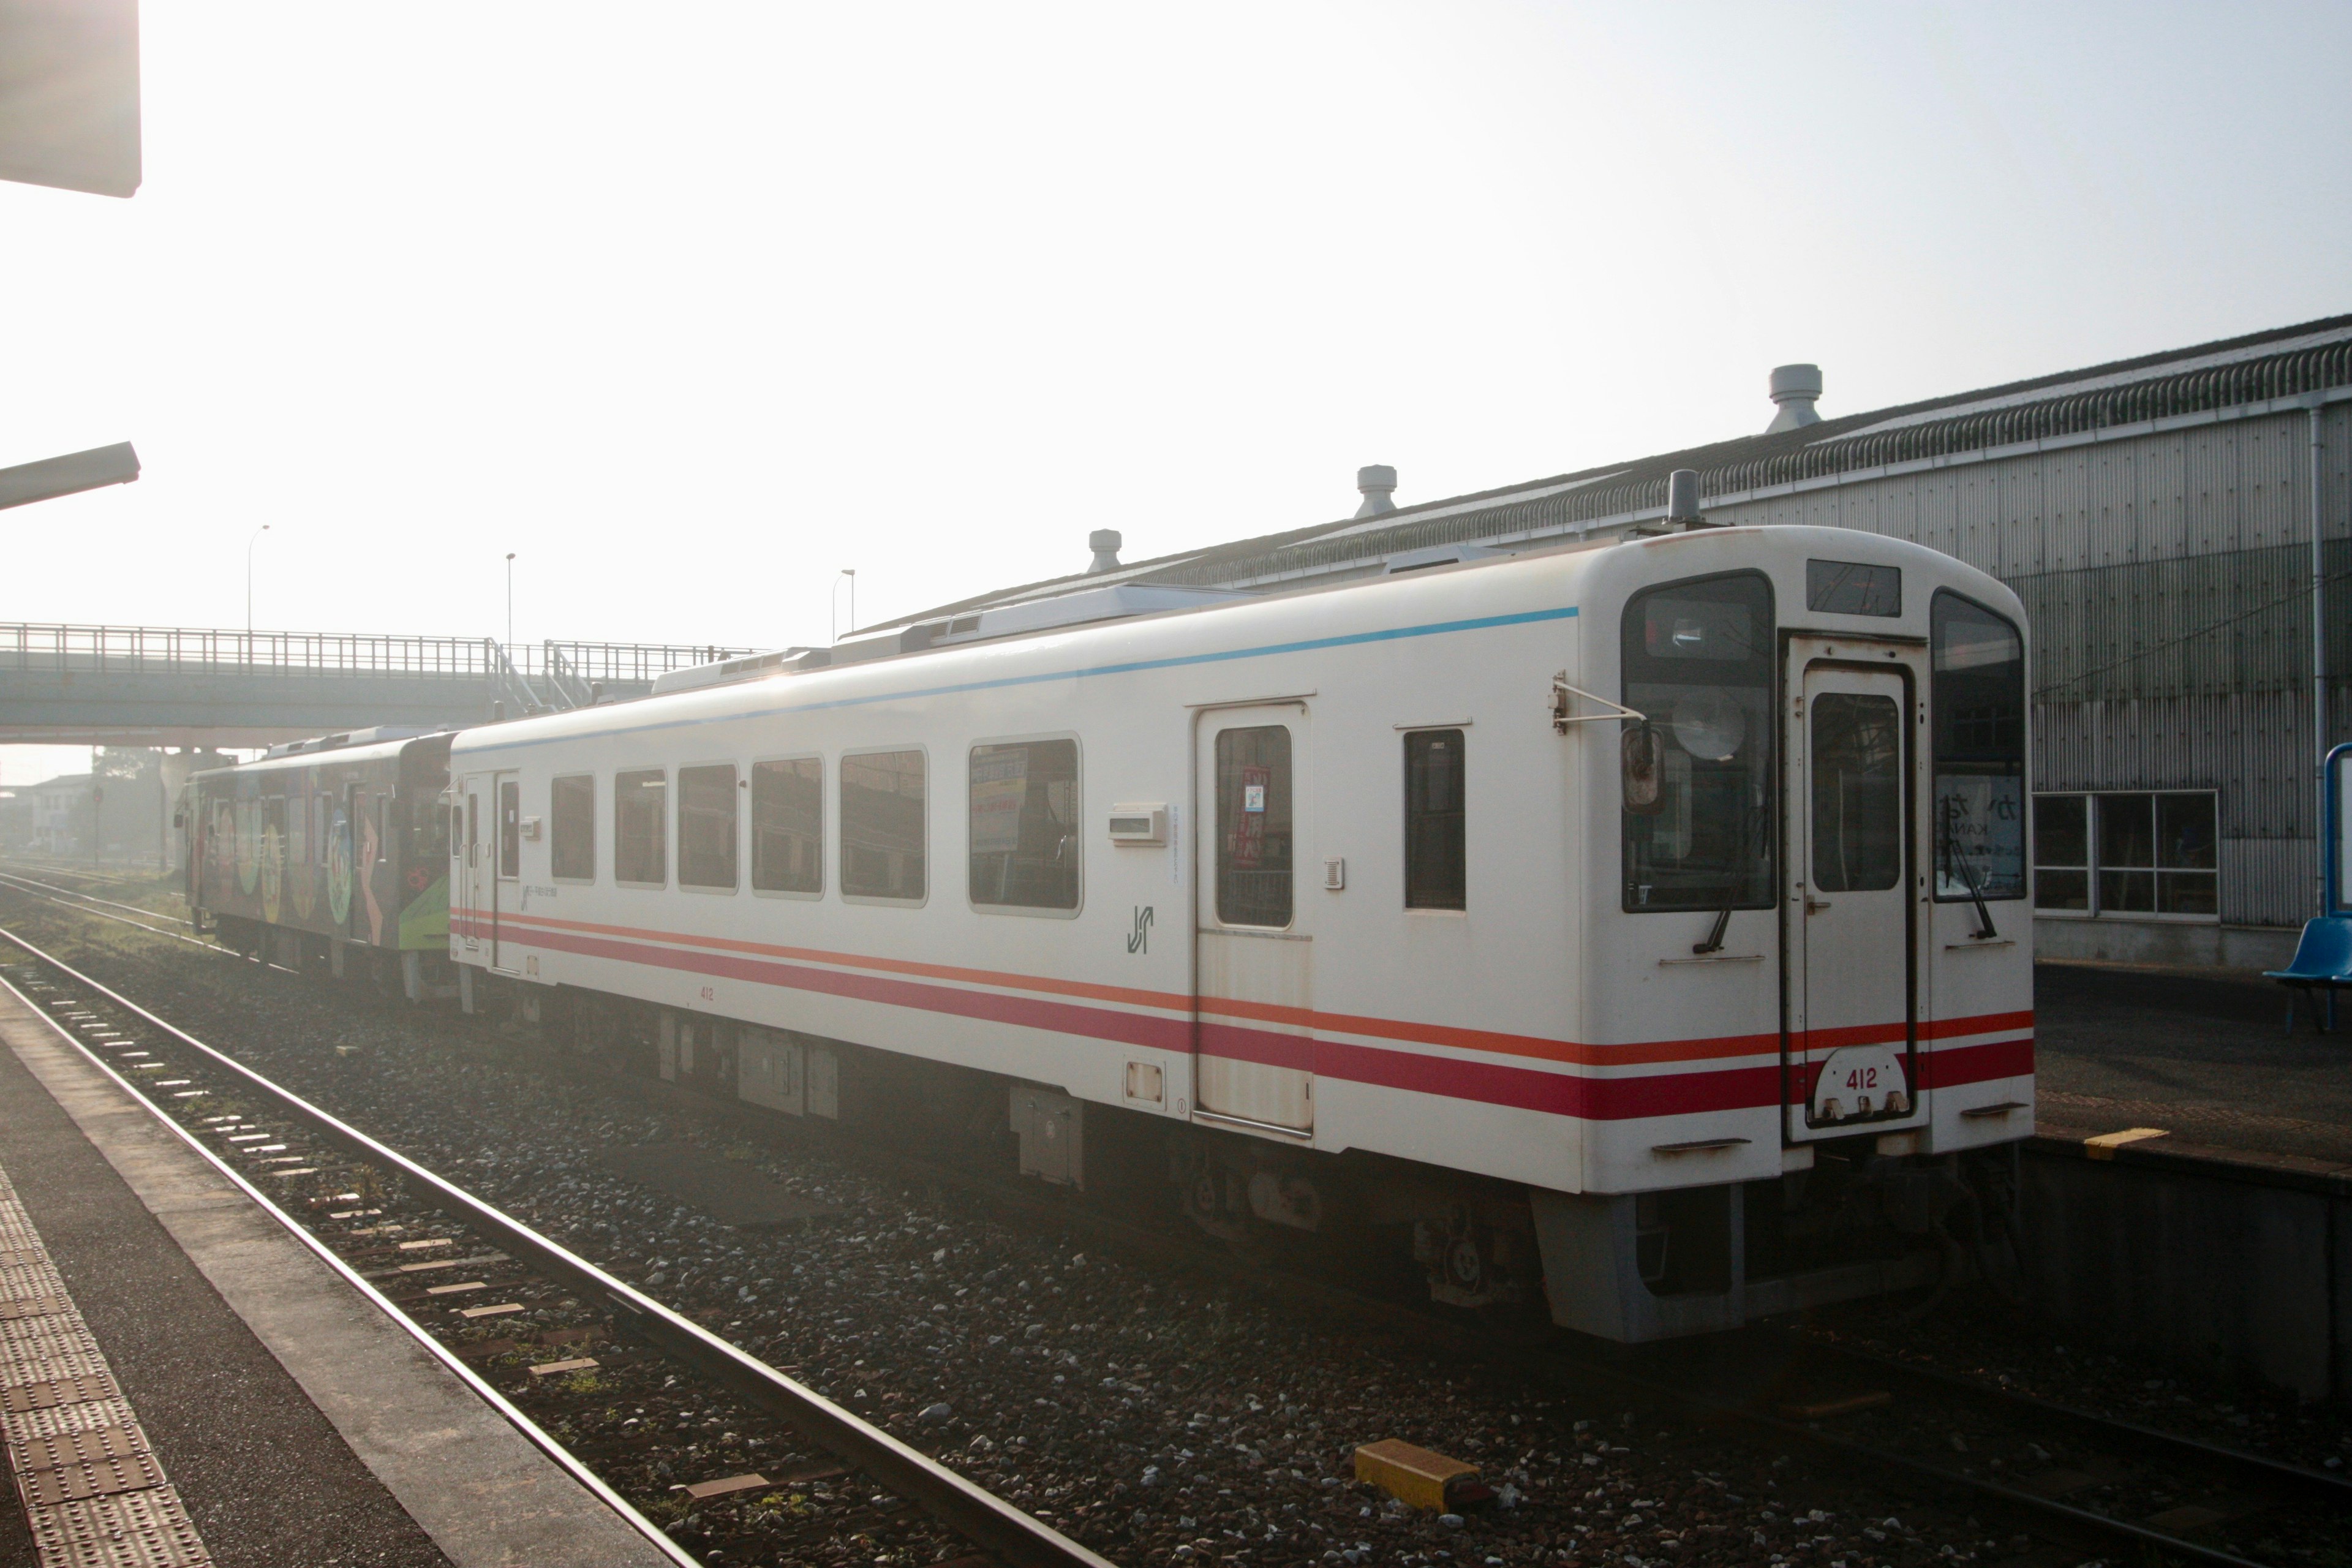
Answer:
245 524 270 641
506 552 517 654
832 568 856 644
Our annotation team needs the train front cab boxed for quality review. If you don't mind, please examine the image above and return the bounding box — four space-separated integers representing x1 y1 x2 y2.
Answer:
1535 533 2033 1341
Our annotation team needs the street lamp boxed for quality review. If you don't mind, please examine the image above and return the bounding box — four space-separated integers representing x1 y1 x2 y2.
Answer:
506 552 517 652
245 524 270 641
832 568 856 644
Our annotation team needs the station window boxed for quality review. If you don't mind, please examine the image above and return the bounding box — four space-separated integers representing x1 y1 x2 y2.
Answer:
1619 571 1775 912
751 758 822 894
677 763 738 890
2034 791 2217 919
1931 591 2026 902
550 774 594 880
840 750 925 901
1404 729 1466 910
969 739 1080 911
1215 726 1293 927
614 769 667 886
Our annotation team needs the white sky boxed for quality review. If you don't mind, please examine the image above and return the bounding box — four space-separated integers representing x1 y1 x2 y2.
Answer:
4 1 2349 787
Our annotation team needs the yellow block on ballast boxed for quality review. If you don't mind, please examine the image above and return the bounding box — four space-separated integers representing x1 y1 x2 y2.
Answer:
1353 1439 1477 1512
2083 1127 2168 1161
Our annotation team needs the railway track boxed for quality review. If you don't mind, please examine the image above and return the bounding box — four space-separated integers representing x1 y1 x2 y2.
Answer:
0 923 1113 1568
6 881 2352 1566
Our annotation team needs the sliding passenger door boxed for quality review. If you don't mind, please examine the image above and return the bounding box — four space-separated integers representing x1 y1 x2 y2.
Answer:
1192 703 1314 1137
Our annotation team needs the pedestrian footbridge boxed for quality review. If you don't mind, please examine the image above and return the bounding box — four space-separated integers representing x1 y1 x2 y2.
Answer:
0 624 761 748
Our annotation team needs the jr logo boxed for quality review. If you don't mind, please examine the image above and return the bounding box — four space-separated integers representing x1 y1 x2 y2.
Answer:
1127 905 1154 954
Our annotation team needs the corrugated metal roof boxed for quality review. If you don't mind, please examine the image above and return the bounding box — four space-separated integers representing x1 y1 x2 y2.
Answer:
886 312 2352 627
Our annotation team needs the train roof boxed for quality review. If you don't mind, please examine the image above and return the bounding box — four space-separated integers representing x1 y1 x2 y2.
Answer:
449 524 2015 762
190 728 455 786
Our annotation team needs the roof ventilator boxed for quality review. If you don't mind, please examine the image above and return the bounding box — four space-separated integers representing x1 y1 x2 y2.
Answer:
1628 469 1713 537
1354 464 1398 519
1086 530 1123 575
1766 363 1823 432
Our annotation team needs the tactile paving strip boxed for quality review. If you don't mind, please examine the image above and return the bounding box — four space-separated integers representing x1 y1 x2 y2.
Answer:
0 1164 211 1566
26 1485 211 1568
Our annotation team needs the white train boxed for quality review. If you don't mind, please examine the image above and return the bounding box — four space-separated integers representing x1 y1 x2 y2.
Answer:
414 522 2032 1340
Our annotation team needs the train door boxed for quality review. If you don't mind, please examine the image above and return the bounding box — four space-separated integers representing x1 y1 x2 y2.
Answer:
1192 703 1314 1137
493 773 521 972
1784 637 1925 1142
458 776 491 962
345 783 370 941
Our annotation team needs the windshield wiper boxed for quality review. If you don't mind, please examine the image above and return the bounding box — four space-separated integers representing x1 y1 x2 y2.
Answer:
1693 905 1733 954
1944 837 1999 940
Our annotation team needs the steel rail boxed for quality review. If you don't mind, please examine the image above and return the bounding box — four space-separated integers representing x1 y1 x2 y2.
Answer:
9 888 2317 1566
0 865 194 925
0 956 701 1568
1789 1333 2352 1506
0 925 1117 1568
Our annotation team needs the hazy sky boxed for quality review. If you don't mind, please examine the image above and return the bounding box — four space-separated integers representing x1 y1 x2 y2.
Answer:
4 2 2348 786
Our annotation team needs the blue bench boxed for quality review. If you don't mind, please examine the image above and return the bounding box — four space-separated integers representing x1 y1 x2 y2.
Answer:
2267 915 2352 1033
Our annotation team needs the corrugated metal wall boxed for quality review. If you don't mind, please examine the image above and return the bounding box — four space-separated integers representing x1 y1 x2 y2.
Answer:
1713 404 2352 926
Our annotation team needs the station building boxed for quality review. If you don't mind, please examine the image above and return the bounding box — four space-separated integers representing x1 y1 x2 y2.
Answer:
897 315 2351 970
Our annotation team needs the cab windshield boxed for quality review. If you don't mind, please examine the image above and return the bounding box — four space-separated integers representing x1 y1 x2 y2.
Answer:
1621 572 1776 912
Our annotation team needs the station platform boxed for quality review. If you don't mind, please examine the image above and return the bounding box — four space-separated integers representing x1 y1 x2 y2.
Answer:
2034 959 2352 1166
0 987 673 1568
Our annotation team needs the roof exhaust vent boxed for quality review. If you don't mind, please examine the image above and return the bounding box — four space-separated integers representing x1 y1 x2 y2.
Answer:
1665 468 1709 529
1766 363 1823 433
1086 529 1123 575
1354 464 1397 519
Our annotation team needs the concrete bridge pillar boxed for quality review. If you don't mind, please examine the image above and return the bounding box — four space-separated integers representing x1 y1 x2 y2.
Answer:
157 750 197 873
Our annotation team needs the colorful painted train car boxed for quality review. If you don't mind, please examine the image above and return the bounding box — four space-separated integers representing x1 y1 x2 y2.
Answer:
184 729 457 997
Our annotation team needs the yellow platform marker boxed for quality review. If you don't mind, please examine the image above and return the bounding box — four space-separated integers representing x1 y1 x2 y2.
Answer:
1353 1439 1478 1512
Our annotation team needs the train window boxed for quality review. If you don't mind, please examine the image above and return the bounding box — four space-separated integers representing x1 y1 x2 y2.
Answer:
1620 572 1775 912
497 780 520 878
550 775 594 881
969 739 1080 912
1931 592 2026 902
751 757 823 894
412 787 449 869
678 764 739 890
614 769 668 886
1806 559 1901 617
1215 726 1293 927
840 750 925 902
1809 693 1904 891
1403 729 1466 910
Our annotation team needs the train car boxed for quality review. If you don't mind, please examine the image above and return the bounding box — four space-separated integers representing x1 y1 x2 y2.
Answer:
447 522 2034 1341
185 729 458 997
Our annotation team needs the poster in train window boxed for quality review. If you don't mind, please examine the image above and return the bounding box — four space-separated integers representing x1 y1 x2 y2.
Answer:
1215 726 1292 927
1930 591 2026 901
